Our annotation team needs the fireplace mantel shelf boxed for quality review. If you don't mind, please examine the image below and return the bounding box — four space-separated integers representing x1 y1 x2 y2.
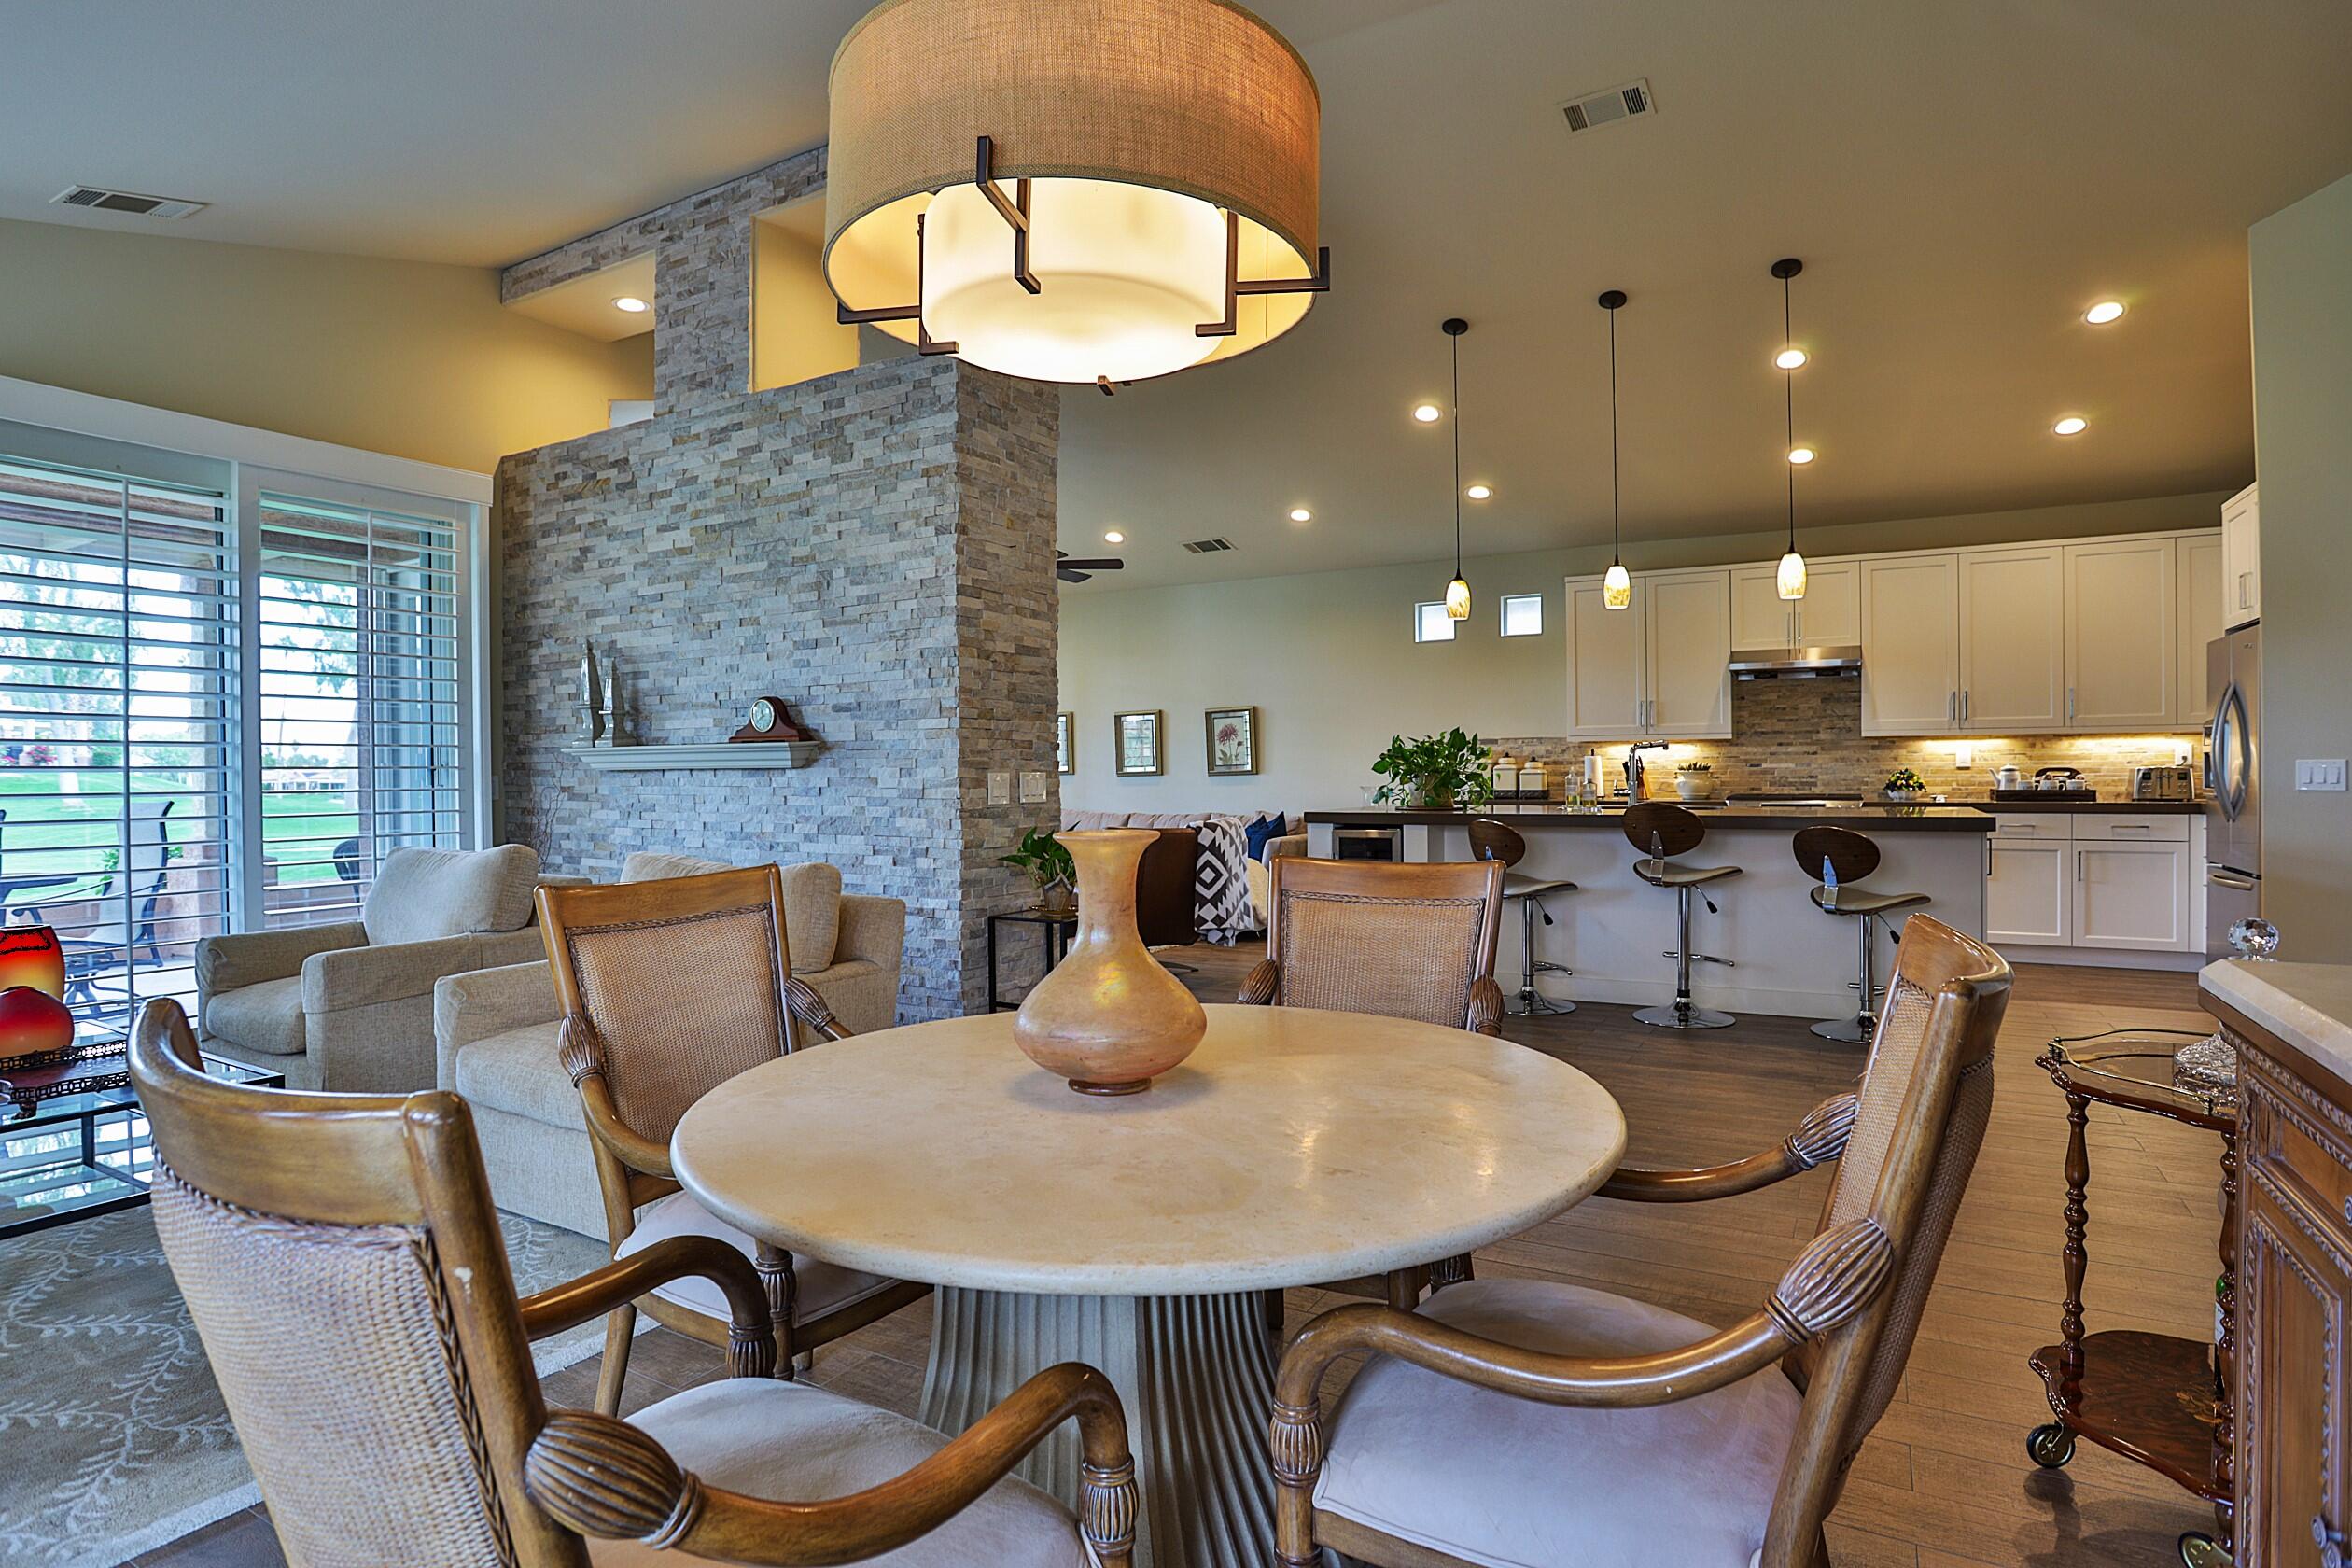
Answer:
566 741 821 772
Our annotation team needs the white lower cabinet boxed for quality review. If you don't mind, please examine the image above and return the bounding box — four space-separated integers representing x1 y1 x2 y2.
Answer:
1982 814 2196 954
2071 840 2192 951
1986 836 2071 946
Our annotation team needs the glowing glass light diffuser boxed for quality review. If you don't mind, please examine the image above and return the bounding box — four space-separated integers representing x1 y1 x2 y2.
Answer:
822 0 1327 387
1603 562 1632 610
2085 301 2125 325
1775 346 1808 370
1778 549 1809 601
1445 575 1472 620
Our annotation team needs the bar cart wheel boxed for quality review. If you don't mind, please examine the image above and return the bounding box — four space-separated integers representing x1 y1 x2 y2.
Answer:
2177 1529 2230 1567
2025 1421 2077 1469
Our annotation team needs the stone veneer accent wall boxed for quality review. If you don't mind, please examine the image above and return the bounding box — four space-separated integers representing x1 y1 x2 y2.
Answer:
497 355 1060 1020
1494 677 2199 799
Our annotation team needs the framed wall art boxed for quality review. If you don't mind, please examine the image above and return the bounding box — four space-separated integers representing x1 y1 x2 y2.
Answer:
1113 710 1164 776
1205 706 1259 776
1057 711 1074 774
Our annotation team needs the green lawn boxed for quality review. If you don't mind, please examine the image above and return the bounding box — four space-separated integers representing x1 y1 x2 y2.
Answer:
0 772 357 883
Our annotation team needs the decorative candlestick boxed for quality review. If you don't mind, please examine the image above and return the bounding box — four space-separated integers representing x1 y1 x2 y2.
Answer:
576 641 605 746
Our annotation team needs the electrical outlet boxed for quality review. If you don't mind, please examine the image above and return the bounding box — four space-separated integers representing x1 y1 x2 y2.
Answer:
1018 770 1047 803
2294 758 2347 791
987 770 1012 805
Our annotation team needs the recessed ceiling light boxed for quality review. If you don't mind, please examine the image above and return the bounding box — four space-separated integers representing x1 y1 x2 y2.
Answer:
1412 403 1442 423
1464 483 1491 500
2084 301 2125 325
2053 416 2087 436
1775 347 1808 371
612 295 649 314
1787 445 1815 465
1102 529 1126 543
1287 507 1312 523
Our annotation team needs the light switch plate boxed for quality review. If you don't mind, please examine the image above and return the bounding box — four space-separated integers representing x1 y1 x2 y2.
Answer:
987 770 1012 805
2295 759 2347 791
1018 770 1047 803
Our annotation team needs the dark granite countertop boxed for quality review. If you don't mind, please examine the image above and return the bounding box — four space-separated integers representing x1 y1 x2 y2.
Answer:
1946 798 2205 815
1305 805 1997 833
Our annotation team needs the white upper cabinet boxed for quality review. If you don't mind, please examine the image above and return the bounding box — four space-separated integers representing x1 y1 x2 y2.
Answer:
1730 558 1859 651
2221 483 2260 629
1958 545 2065 732
1859 553 1961 735
2175 532 2224 727
1730 565 1796 650
1645 568 1732 737
1565 576 1645 738
2064 538 2177 731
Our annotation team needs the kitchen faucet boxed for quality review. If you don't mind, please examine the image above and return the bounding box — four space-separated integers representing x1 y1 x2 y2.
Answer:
1624 740 1670 800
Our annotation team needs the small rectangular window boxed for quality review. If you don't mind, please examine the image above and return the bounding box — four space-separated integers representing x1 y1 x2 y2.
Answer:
1500 593 1544 637
1413 601 1456 643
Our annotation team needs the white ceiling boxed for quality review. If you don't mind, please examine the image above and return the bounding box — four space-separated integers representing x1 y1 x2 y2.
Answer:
6 1 2348 589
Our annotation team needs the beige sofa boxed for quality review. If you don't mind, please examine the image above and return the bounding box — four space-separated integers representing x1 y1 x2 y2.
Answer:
195 845 546 1093
1060 809 1306 931
434 851 906 1237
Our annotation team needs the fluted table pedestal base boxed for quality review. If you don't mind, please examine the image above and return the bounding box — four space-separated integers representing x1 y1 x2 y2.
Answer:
919 1287 1274 1568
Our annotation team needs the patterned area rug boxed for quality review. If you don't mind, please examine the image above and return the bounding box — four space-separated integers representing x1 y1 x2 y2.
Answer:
0 1207 615 1568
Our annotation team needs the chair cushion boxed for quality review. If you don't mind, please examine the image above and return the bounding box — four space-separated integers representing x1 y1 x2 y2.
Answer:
594 1378 1086 1568
616 1190 900 1326
450 1019 580 1127
617 854 841 972
362 845 541 945
1315 1277 1801 1568
202 974 307 1057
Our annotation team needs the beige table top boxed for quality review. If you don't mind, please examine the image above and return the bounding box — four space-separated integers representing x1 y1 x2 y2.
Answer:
670 1002 1627 1295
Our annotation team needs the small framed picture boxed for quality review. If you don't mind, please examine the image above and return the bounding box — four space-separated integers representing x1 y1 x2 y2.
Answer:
1113 710 1164 777
1205 706 1259 776
1056 711 1074 775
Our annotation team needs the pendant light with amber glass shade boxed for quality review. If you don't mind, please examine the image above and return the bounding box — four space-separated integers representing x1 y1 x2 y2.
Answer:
1599 289 1631 609
1773 257 1809 600
821 0 1330 389
1440 318 1472 618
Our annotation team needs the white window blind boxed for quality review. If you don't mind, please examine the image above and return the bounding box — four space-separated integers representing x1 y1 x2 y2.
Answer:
257 493 463 928
0 455 234 1031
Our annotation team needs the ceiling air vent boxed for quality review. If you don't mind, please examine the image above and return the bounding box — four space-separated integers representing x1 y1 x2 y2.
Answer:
1560 78 1654 134
50 185 208 219
1181 537 1236 554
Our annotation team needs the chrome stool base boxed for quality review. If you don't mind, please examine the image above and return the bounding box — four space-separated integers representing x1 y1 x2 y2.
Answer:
1509 891 1575 1015
1809 1014 1874 1044
1636 1001 1737 1030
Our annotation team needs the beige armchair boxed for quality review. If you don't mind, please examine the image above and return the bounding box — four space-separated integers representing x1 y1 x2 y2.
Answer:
195 844 545 1093
435 851 907 1237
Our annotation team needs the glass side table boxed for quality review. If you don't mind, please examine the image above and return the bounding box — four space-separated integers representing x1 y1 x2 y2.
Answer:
0 1044 286 1239
2028 1029 2238 1568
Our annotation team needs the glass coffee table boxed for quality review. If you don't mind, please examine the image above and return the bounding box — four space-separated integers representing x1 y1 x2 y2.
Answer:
0 1041 285 1239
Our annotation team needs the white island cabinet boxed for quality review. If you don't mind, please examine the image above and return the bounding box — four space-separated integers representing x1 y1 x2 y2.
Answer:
1984 810 2203 966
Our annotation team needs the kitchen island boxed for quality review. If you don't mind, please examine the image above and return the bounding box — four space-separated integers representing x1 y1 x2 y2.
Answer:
1302 804 1992 1023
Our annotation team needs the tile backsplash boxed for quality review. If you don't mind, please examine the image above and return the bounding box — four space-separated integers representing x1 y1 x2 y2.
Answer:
1494 677 2201 799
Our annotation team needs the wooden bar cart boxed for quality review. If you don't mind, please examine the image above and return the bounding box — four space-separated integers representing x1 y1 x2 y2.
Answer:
2028 1029 2238 1568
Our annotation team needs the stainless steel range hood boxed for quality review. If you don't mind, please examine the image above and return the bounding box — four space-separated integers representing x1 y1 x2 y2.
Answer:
1727 644 1864 679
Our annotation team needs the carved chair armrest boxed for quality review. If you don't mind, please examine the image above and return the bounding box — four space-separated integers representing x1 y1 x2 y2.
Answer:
1238 959 1280 1006
518 1234 777 1380
1269 1216 1892 1504
1599 1092 1857 1204
1466 976 1505 1037
525 1361 1140 1567
781 974 852 1043
560 1015 677 1181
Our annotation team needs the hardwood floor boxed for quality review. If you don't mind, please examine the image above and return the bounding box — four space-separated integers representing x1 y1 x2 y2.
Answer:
139 942 2226 1568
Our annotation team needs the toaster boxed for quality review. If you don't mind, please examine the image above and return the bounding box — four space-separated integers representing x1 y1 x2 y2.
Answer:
2131 764 2193 802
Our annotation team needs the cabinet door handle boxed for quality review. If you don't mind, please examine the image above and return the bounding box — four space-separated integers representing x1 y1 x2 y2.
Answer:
2076 848 2085 882
2239 571 2252 611
1947 690 1956 723
2066 686 2076 724
1963 689 1970 723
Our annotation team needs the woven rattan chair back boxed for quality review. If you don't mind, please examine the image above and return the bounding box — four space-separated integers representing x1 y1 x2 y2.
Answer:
1774 915 2009 1524
537 866 795 1150
131 998 588 1568
1265 857 1505 1029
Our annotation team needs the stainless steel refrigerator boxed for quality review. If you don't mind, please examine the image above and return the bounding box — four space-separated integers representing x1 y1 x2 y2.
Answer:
2204 625 2261 957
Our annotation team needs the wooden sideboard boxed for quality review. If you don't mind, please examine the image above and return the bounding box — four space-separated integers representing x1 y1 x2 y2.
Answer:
2206 978 2352 1568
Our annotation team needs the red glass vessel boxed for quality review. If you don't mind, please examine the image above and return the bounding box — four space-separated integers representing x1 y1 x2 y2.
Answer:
0 919 66 1001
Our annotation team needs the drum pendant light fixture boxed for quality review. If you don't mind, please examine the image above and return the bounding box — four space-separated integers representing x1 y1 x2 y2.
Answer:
1599 289 1631 610
822 0 1330 389
1772 258 1810 601
1440 318 1472 619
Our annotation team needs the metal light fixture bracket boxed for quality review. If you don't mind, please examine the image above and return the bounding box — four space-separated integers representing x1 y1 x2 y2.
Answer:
833 135 1041 347
1196 211 1334 339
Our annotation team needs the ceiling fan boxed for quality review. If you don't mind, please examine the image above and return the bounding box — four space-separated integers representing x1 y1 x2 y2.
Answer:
1056 550 1125 583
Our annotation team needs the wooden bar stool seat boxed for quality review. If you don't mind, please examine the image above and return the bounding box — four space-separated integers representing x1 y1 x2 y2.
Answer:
1621 803 1741 1030
1793 824 1930 1044
1469 819 1574 1016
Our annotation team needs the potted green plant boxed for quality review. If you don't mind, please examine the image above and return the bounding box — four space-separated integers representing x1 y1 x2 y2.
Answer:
1001 827 1078 915
1883 766 1926 803
1675 760 1714 801
1371 729 1496 811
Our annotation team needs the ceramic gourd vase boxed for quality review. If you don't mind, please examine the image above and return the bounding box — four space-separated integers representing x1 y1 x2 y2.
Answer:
1013 829 1206 1095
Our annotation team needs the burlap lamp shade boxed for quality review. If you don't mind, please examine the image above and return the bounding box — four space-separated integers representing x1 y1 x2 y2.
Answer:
824 0 1325 385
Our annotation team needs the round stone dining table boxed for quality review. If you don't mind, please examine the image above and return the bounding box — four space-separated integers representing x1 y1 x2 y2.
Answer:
669 1002 1627 1568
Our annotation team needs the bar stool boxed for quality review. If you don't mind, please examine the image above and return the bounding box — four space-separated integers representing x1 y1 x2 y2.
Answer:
1623 802 1742 1030
1792 825 1931 1043
1467 819 1575 1015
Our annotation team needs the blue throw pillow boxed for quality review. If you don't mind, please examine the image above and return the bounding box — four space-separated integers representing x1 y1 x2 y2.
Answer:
1244 813 1287 862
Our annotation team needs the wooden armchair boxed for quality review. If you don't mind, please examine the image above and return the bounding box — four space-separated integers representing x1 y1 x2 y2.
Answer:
1268 914 2009 1568
1239 855 1508 1311
535 867 930 1414
129 997 1138 1568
